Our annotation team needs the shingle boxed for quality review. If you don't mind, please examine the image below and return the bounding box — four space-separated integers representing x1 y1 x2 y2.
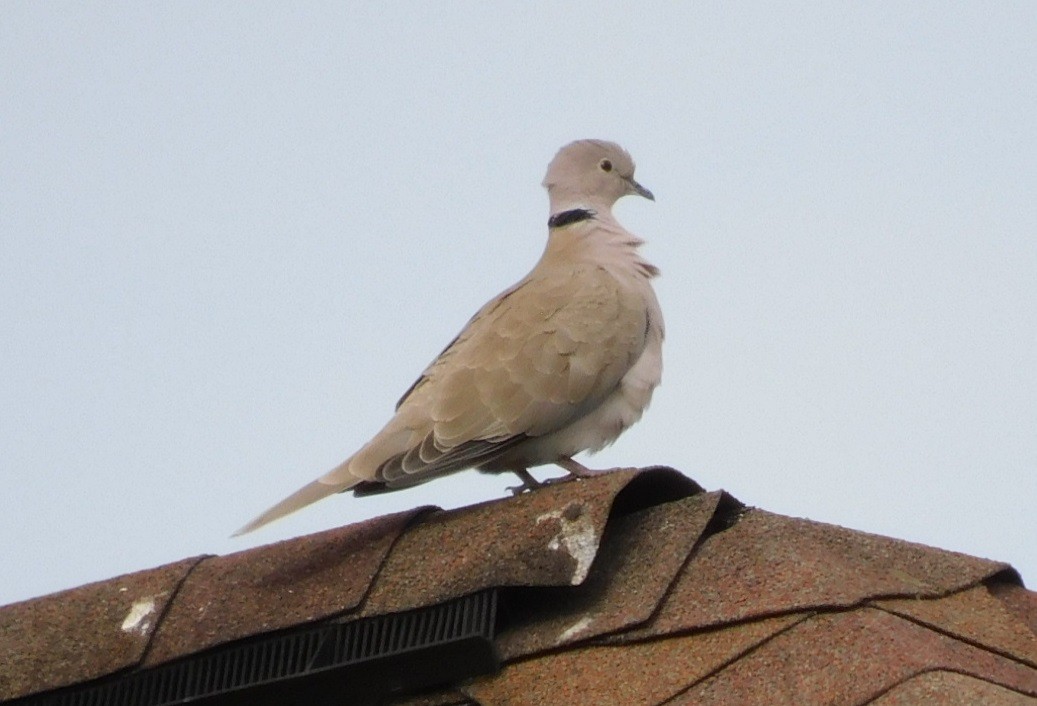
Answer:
358 468 697 618
0 556 203 702
496 491 729 659
667 608 1037 706
143 507 425 667
991 581 1037 637
873 583 1037 668
868 671 1037 705
618 508 1009 640
464 613 806 706
3 465 1032 706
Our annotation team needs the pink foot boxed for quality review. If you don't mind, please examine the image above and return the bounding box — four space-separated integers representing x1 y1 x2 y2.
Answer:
555 457 609 478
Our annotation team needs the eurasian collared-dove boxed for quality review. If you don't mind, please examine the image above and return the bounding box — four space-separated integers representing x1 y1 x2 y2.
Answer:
235 140 663 535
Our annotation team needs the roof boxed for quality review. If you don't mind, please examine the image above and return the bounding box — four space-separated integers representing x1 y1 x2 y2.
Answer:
2 466 1035 705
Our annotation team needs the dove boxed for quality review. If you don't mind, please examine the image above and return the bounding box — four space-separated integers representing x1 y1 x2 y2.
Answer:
235 139 663 535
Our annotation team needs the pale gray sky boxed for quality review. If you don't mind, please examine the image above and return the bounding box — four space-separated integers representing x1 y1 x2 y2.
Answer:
2 3 1035 606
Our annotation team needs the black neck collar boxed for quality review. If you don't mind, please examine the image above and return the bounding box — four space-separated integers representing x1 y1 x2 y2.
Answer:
548 208 596 228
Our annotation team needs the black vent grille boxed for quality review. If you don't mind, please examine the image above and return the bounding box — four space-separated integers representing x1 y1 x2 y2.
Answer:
15 589 498 706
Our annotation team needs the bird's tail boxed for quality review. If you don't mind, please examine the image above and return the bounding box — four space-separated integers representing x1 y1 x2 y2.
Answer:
232 459 361 536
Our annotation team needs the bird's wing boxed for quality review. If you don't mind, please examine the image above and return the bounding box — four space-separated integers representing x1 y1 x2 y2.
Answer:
340 262 651 487
393 278 528 411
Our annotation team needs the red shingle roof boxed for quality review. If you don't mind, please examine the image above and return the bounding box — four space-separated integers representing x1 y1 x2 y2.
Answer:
1 466 1034 705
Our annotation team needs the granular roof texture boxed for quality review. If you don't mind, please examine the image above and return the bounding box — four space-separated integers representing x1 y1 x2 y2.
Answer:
1 465 1035 705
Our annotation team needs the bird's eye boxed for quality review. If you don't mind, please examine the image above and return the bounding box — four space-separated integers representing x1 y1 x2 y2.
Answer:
599 159 613 172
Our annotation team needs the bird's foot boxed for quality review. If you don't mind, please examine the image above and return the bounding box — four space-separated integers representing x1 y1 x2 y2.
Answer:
556 456 608 478
507 460 610 495
506 468 543 496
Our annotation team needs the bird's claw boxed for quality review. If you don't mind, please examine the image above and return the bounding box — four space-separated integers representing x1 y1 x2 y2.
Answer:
507 469 544 496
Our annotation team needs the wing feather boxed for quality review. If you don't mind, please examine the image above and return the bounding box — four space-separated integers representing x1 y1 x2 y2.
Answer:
365 264 648 484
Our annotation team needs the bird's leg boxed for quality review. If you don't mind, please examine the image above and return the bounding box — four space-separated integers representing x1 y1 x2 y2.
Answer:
556 456 606 478
506 468 542 496
508 458 607 495
535 456 609 488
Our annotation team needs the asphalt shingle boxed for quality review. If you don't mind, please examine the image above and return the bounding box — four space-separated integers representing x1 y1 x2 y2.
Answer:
873 581 1037 669
143 507 425 667
613 507 1010 642
869 671 1037 706
2 466 1034 706
496 490 729 659
667 608 1037 706
357 468 697 619
466 613 807 706
0 556 203 702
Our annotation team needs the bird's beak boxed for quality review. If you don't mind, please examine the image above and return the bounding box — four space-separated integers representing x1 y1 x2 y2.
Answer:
627 177 655 201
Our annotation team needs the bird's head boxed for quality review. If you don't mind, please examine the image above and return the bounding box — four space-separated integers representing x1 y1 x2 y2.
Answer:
542 139 654 213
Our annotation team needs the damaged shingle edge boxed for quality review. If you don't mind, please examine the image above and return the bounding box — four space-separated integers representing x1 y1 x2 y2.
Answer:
13 589 499 706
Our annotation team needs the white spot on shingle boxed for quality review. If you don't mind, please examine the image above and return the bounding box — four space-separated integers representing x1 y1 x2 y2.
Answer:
536 503 599 585
557 614 595 644
121 596 160 635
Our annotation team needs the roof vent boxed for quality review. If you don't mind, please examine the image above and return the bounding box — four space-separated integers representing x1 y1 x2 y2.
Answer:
16 589 498 706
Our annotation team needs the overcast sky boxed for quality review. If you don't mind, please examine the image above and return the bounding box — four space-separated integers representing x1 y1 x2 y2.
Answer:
2 3 1035 606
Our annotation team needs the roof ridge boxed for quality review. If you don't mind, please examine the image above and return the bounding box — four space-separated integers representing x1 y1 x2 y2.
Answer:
4 466 1034 706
